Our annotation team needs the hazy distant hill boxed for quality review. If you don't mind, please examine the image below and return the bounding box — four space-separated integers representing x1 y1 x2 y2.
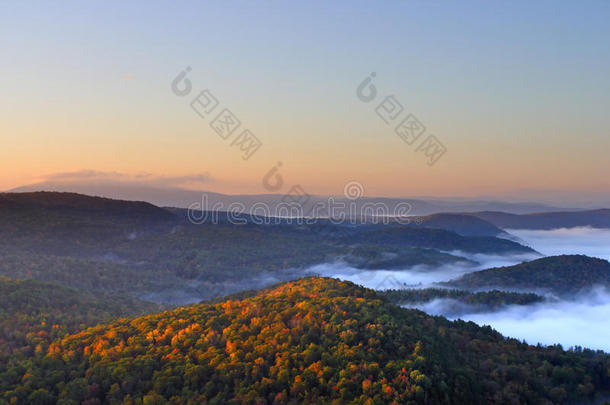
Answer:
9 182 564 215
343 225 535 255
471 209 610 230
407 213 508 237
446 255 610 295
0 192 178 258
0 191 175 222
1 277 607 404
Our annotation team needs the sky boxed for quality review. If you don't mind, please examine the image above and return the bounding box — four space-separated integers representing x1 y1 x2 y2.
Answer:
1 1 609 201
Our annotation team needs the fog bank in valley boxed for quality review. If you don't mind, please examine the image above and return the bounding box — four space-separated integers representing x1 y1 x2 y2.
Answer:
459 227 610 351
306 251 540 290
404 288 610 352
508 227 610 261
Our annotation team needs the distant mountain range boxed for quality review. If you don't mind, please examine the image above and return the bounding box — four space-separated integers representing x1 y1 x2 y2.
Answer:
0 191 537 303
4 191 610 304
9 181 566 215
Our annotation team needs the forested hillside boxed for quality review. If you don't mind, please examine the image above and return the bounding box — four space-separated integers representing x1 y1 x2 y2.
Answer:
0 277 158 362
1 278 607 404
406 213 508 237
446 255 610 295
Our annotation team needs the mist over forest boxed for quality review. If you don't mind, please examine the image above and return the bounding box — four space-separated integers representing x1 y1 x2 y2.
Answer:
314 228 610 352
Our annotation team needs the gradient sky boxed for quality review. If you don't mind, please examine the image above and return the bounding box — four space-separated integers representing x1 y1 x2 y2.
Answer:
1 1 609 199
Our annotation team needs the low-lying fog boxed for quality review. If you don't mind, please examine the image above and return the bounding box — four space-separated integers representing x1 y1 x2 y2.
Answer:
508 227 610 261
306 251 540 290
409 288 610 352
310 227 610 352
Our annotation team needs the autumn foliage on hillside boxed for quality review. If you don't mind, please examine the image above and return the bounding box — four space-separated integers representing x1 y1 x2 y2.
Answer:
1 277 608 404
